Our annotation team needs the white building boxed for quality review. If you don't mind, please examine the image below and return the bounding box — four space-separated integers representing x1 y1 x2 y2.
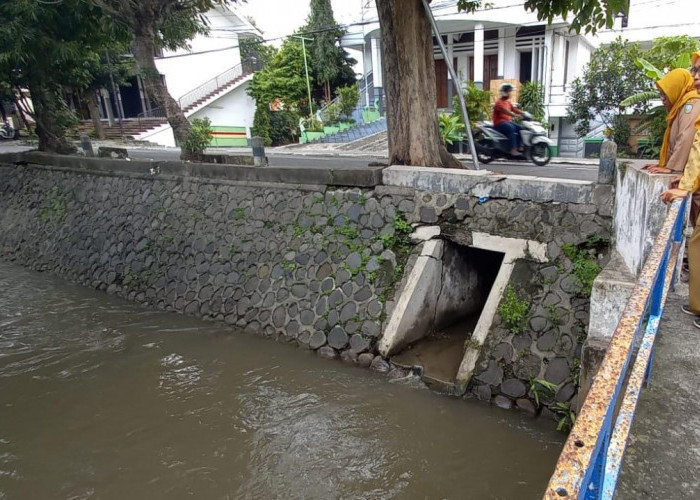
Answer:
94 5 261 147
342 0 597 156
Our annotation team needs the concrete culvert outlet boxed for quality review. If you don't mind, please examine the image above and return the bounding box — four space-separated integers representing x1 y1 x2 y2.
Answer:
382 240 504 391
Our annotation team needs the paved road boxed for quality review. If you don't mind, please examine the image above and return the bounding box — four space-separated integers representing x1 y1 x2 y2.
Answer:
126 148 600 182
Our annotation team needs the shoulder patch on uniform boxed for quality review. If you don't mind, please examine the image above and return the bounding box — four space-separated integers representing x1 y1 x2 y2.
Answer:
685 103 693 113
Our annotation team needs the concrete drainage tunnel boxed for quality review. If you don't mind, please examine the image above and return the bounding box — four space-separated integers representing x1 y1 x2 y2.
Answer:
379 237 505 393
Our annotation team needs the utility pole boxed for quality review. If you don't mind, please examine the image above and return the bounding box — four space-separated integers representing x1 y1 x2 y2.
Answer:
293 35 314 117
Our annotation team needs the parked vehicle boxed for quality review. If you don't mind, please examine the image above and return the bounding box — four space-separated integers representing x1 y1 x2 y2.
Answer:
474 112 553 166
0 119 19 140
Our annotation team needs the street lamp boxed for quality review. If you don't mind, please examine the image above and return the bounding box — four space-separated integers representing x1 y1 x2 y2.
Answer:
292 35 314 117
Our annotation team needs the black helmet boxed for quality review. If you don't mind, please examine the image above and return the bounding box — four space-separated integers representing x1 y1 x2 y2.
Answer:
499 83 514 95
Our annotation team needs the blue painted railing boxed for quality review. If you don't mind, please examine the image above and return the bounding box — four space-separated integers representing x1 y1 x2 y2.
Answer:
543 196 689 499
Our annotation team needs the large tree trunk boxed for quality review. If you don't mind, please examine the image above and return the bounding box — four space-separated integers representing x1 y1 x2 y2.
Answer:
82 90 105 140
131 30 194 160
28 85 77 155
376 0 462 169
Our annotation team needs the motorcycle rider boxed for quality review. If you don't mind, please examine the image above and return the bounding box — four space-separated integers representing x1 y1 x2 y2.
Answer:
492 83 525 157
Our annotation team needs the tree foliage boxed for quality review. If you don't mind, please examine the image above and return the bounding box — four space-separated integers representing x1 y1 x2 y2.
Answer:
0 0 130 152
92 0 235 159
240 38 277 68
247 39 313 146
247 38 311 115
301 1 357 104
643 35 700 74
457 0 629 33
566 37 649 137
306 0 342 102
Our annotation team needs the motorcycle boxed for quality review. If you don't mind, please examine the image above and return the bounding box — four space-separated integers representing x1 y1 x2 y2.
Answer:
0 119 19 140
473 112 553 166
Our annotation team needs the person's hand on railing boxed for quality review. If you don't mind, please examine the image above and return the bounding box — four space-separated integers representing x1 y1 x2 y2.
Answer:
642 163 673 174
661 187 689 203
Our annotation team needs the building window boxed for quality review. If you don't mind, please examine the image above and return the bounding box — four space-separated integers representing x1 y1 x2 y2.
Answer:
519 51 532 83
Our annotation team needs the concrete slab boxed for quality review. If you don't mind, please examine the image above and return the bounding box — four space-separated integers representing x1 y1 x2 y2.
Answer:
588 251 637 343
382 165 605 204
378 243 443 357
616 287 700 499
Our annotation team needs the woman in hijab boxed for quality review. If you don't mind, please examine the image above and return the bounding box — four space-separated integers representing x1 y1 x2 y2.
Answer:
661 55 700 329
644 68 700 174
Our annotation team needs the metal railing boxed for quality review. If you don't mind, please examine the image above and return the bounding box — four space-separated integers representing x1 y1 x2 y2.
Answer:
136 106 166 122
316 73 374 121
177 61 248 111
543 196 689 499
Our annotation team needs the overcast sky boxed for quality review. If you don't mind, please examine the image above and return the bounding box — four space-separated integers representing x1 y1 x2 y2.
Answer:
237 0 366 45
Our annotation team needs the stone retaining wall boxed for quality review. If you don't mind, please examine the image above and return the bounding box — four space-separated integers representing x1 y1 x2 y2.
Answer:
0 155 613 420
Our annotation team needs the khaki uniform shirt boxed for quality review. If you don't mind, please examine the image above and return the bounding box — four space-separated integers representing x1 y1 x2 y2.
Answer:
667 98 700 172
680 129 700 193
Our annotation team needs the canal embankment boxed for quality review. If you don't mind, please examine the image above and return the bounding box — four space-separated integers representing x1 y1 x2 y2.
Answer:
0 152 612 420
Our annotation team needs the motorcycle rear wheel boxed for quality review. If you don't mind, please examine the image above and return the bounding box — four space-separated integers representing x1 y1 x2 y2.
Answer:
474 134 494 164
529 142 551 166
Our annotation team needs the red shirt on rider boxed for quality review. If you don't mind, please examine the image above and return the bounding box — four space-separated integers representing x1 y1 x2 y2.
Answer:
493 99 516 127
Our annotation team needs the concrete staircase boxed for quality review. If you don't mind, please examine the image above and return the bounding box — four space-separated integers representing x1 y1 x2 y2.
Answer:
315 118 387 144
72 66 254 142
337 130 388 154
73 118 167 140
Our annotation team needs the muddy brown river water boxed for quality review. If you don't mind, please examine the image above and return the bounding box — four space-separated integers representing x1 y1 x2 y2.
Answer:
0 261 563 499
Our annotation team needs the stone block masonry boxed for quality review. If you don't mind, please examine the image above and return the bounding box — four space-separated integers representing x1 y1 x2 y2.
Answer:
0 155 613 420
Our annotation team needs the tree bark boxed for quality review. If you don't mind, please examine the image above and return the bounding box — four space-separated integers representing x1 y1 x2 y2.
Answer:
375 0 460 168
12 89 32 133
82 90 105 140
28 85 77 155
131 30 194 160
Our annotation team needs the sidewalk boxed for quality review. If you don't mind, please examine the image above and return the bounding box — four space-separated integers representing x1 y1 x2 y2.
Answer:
616 282 700 499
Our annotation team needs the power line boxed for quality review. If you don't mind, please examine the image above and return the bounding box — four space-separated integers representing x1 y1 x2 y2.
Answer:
157 6 700 61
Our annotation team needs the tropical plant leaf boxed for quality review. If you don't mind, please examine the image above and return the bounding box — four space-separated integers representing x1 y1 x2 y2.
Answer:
673 53 691 70
635 57 664 80
620 90 658 107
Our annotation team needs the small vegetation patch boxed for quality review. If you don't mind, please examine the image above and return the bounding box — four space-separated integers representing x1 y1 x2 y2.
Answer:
498 285 530 334
561 236 606 296
552 401 577 432
39 186 68 224
528 378 557 408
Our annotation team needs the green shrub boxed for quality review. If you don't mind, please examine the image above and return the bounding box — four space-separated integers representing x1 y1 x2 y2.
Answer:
252 104 272 146
304 117 324 133
182 117 213 155
562 242 603 296
498 285 530 333
269 109 300 146
322 102 341 125
336 84 360 121
611 114 631 154
452 81 492 126
519 81 546 123
438 112 465 145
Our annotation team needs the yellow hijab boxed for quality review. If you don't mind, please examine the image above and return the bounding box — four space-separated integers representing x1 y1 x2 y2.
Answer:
692 51 700 66
657 68 700 167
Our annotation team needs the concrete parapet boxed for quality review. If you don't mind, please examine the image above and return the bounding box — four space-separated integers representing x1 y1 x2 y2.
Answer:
383 165 613 207
614 162 674 277
0 151 384 188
